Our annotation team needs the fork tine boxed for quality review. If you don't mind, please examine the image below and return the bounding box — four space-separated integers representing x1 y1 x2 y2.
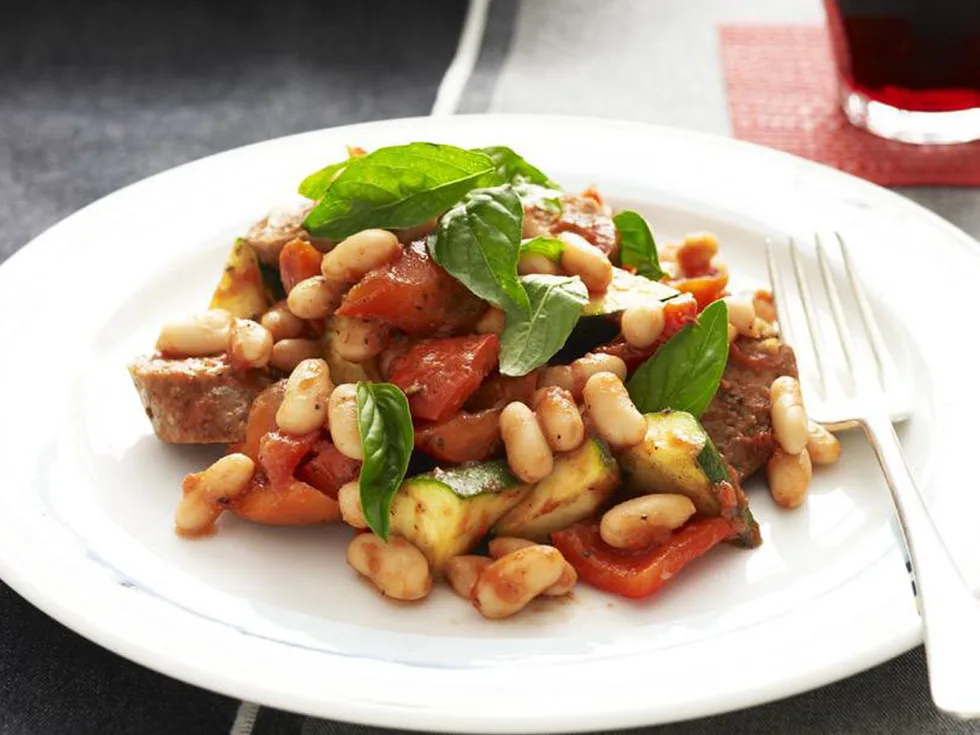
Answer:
836 232 888 389
789 237 829 399
765 238 797 342
815 233 859 386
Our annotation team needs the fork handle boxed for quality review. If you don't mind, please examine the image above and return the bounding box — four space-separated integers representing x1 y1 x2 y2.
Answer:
864 414 980 719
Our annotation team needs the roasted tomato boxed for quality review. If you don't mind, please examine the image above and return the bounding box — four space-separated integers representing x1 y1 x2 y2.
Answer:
337 241 485 336
464 371 539 412
297 439 361 499
279 238 323 293
669 266 729 311
415 408 502 463
596 293 699 371
235 381 286 460
258 430 319 486
388 334 500 422
231 473 340 525
551 517 735 599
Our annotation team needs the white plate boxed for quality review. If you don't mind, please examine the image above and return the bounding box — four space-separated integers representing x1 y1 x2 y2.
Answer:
1 115 978 732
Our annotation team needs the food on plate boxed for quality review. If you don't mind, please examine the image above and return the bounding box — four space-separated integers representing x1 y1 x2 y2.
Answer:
128 142 841 618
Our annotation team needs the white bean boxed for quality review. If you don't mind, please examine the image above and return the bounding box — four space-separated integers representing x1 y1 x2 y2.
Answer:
571 353 627 396
807 422 841 466
770 376 808 455
337 480 367 528
599 494 696 550
275 358 333 435
723 295 756 335
331 315 389 362
156 309 232 357
583 372 646 448
533 387 585 452
229 319 274 368
471 545 565 619
270 338 322 372
445 555 492 599
538 365 576 393
500 402 554 483
475 306 506 335
328 383 363 460
559 231 613 293
287 276 341 319
767 447 812 509
518 252 559 276
487 537 577 596
347 534 432 601
174 453 255 536
321 228 402 283
754 291 777 323
261 301 305 341
621 302 666 349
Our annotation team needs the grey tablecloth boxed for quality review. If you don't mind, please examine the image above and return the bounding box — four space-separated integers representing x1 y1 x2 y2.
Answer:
1 1 978 733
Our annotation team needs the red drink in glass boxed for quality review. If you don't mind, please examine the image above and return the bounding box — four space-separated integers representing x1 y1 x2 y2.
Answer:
824 0 980 143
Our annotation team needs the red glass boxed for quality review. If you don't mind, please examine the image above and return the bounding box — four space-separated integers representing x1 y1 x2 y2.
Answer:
825 0 980 113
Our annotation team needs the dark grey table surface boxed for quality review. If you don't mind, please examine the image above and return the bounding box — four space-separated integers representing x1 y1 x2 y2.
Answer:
2 1 978 733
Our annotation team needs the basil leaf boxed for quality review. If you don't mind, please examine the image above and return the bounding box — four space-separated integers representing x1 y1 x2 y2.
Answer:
627 299 729 417
428 185 530 316
303 143 495 239
520 236 564 263
356 382 413 541
297 160 349 200
477 146 559 188
613 210 666 280
514 181 563 215
499 275 589 376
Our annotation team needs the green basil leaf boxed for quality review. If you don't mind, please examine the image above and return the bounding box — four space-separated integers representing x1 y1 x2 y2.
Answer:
303 143 495 239
499 275 589 376
355 382 413 541
428 185 530 316
476 146 559 188
627 299 729 417
513 181 563 214
520 236 565 263
613 210 666 280
297 159 349 200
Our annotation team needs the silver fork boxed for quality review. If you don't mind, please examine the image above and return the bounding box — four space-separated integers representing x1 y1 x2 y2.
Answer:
767 232 980 719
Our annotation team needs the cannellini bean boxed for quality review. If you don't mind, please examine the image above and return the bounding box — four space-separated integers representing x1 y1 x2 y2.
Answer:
175 453 255 536
599 494 696 550
270 338 322 372
499 402 554 483
275 358 332 435
260 301 306 342
445 555 492 599
806 422 841 466
475 306 506 335
621 302 666 349
538 365 576 393
767 447 812 509
471 545 565 619
331 315 389 362
532 387 585 452
723 295 756 336
229 319 273 369
728 323 738 344
770 376 808 455
287 276 341 319
558 231 613 293
337 480 367 528
487 537 577 596
754 291 778 323
571 352 627 396
583 372 646 448
156 309 232 357
321 228 402 283
328 383 363 460
347 533 432 601
518 252 560 276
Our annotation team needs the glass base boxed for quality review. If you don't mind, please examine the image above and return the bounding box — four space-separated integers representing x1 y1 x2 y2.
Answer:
841 89 980 145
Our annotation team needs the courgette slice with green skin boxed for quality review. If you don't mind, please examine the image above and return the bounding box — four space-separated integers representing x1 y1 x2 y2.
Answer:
389 460 531 576
617 411 760 547
209 239 271 320
582 267 678 317
493 438 620 542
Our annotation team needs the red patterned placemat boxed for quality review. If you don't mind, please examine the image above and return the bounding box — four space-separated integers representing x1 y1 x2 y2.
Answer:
719 25 980 186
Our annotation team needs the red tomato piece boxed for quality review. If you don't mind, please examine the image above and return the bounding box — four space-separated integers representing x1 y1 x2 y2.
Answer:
231 473 341 525
388 334 500 422
464 371 539 412
551 517 736 600
596 293 699 372
279 238 323 293
258 430 319 487
669 268 729 311
415 408 502 463
235 381 286 460
336 241 485 336
297 439 361 499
